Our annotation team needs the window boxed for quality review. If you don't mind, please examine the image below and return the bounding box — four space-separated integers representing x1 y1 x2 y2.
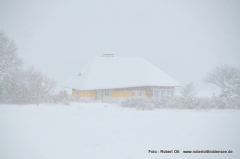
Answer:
161 90 165 98
104 90 110 96
77 90 80 97
167 90 170 95
137 91 142 97
153 90 159 98
131 91 135 97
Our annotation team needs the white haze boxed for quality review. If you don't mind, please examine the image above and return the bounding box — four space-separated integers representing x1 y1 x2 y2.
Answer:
0 0 240 96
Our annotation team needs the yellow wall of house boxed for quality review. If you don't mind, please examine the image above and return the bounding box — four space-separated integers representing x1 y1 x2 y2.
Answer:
103 91 146 97
142 91 146 97
72 89 146 97
110 91 131 97
72 89 77 97
72 89 96 97
80 90 96 97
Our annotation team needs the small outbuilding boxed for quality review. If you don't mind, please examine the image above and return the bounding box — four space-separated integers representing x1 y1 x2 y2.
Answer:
63 54 180 102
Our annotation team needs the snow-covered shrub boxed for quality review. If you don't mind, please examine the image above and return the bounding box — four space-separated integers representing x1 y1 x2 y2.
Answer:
229 97 240 109
119 97 137 108
45 90 72 105
209 96 226 109
217 96 240 109
56 90 71 105
204 65 240 100
180 82 198 98
151 97 177 109
119 96 239 110
150 97 201 109
197 98 214 109
118 97 154 110
178 97 199 109
135 98 154 110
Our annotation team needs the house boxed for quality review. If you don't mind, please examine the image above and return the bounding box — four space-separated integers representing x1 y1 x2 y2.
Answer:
63 54 180 102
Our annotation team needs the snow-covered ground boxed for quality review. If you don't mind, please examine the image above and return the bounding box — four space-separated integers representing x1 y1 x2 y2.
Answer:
0 103 239 159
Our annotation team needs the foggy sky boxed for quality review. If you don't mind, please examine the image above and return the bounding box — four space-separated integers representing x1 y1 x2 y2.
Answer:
0 0 240 96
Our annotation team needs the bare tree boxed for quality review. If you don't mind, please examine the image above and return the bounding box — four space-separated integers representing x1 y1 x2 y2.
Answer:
204 65 240 99
24 66 56 104
0 32 23 79
0 32 23 99
0 32 56 104
1 66 56 104
180 82 197 98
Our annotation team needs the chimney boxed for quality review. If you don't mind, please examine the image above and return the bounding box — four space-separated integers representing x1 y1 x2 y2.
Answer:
100 54 114 57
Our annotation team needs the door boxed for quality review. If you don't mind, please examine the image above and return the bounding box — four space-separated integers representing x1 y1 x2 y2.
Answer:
96 90 102 100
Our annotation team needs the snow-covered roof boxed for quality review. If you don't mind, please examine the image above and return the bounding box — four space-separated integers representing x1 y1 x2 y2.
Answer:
63 56 180 90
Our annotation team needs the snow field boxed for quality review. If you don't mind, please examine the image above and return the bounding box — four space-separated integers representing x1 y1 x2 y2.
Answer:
0 103 240 159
